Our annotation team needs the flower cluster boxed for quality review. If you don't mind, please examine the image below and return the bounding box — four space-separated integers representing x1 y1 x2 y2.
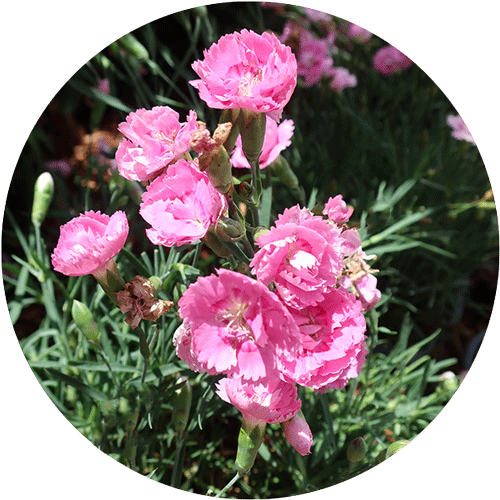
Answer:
175 197 379 456
51 27 381 465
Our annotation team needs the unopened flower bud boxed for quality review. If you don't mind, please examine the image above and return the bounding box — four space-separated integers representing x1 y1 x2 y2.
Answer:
235 415 266 475
347 437 368 463
236 181 253 201
71 300 100 345
439 371 459 392
202 227 232 258
281 410 312 456
215 218 245 242
172 377 192 440
31 172 55 227
238 109 266 166
147 276 163 297
386 440 409 459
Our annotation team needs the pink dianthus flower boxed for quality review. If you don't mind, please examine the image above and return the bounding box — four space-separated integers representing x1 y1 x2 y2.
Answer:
177 268 302 382
216 376 301 424
328 67 357 92
373 45 413 75
231 116 294 169
323 194 354 223
446 114 475 145
115 106 197 182
297 36 333 87
282 287 367 392
250 205 347 308
51 210 129 276
190 29 297 122
347 23 372 43
139 159 227 247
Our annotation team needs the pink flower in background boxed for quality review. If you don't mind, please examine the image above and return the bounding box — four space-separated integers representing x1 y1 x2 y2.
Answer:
282 287 367 392
51 210 129 276
216 376 301 424
447 114 475 145
177 269 302 382
140 159 227 247
323 194 353 223
302 7 332 26
231 117 295 169
328 67 357 92
373 45 413 75
250 205 346 308
282 411 313 456
45 159 73 178
115 106 198 182
297 36 333 87
347 23 372 43
190 30 297 121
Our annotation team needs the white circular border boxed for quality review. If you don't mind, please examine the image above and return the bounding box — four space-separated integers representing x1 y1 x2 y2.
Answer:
2 1 498 499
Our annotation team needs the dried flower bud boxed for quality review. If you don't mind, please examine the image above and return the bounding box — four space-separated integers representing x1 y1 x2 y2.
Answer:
116 276 173 329
31 172 54 227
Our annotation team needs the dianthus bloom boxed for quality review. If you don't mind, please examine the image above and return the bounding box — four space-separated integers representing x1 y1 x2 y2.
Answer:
250 205 348 308
323 194 353 223
115 106 198 182
373 45 413 75
51 210 129 276
282 287 367 392
139 159 227 247
297 36 333 87
446 114 475 145
347 23 372 43
190 29 297 121
177 269 302 382
231 117 294 169
281 411 313 456
215 377 301 424
328 67 357 92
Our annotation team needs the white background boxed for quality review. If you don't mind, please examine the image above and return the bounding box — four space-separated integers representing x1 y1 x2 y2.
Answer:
1 1 499 498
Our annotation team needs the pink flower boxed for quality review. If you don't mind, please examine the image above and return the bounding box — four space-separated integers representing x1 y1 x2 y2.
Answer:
347 23 372 43
373 45 413 75
446 114 475 145
230 117 294 169
177 268 302 382
328 67 357 92
190 29 297 122
355 273 381 311
282 411 313 456
302 7 332 25
139 159 227 247
216 376 301 424
51 210 129 276
250 205 347 308
297 36 333 87
282 287 367 392
115 106 198 182
323 195 353 223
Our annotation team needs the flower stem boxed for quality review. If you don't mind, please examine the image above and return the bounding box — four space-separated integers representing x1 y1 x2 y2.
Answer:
215 472 242 498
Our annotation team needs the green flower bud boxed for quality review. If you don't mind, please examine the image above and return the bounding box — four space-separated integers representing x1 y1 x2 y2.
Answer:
215 218 245 242
236 181 253 201
71 300 100 345
172 377 192 440
202 227 232 258
238 109 266 166
439 371 459 392
347 437 368 463
235 415 266 475
31 172 54 227
147 276 163 297
386 440 410 459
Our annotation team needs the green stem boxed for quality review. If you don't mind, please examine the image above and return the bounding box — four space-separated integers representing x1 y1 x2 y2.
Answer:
171 437 186 489
215 472 242 498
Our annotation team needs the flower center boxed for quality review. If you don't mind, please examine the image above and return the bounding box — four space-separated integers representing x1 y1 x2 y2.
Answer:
238 68 263 96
